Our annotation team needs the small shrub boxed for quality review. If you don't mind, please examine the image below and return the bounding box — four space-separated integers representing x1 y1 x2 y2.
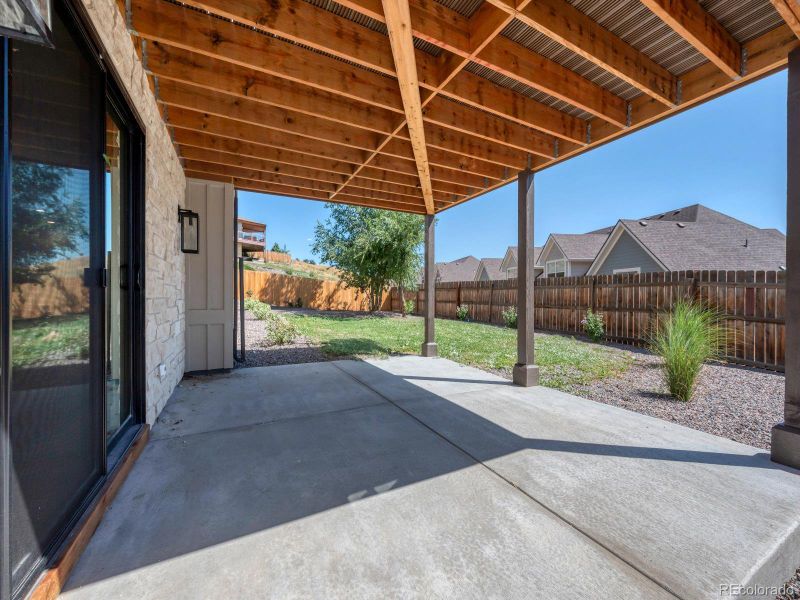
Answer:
582 310 604 343
402 298 415 317
650 300 724 402
501 306 517 329
267 314 299 345
455 304 469 321
245 298 272 320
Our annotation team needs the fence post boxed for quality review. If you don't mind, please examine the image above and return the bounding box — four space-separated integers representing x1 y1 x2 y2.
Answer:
488 281 494 324
590 277 596 313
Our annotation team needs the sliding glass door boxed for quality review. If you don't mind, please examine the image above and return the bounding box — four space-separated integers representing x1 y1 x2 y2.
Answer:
3 2 145 596
8 5 103 591
104 106 131 444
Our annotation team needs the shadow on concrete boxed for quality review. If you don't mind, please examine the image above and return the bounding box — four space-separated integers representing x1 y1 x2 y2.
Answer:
62 358 800 597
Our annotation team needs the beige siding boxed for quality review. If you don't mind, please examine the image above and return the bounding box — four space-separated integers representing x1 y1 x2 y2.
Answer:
185 180 235 372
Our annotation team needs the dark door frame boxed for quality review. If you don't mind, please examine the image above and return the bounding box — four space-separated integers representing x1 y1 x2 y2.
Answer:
1 36 12 600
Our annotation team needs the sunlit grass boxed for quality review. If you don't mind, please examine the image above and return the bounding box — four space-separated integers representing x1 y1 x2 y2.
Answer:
286 313 631 390
11 314 90 367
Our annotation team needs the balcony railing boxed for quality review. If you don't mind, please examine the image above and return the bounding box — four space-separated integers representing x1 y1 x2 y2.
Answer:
237 231 266 245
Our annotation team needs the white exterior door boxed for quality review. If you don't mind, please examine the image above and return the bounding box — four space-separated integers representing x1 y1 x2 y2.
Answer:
185 179 235 372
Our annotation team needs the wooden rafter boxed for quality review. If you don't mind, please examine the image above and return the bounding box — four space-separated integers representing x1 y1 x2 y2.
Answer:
771 0 800 39
117 0 798 214
380 0 434 212
639 0 742 79
483 0 676 106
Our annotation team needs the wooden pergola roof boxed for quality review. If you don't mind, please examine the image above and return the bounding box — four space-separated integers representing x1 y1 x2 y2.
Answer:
119 0 800 214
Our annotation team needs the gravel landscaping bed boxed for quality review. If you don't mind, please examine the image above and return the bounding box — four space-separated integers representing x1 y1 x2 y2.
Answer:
235 310 328 367
566 346 784 450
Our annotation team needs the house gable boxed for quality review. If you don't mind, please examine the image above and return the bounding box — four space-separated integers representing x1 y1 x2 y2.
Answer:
589 224 667 275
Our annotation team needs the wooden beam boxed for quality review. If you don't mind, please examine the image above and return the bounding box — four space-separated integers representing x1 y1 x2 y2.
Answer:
440 71 587 144
131 0 583 145
179 145 347 186
483 0 676 106
771 0 800 39
131 0 405 112
156 78 385 153
167 107 372 165
173 129 476 196
145 44 555 165
145 43 558 163
475 37 627 127
179 145 452 202
174 129 359 178
639 0 742 79
183 159 340 193
340 0 627 126
189 171 430 214
145 42 399 136
444 25 798 213
381 0 435 213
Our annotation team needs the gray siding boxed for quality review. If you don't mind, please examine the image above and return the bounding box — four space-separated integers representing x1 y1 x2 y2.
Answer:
477 268 490 282
595 230 664 275
543 243 564 261
569 261 593 277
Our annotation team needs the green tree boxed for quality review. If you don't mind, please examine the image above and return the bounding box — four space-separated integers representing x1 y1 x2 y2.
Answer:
12 162 88 285
313 204 424 311
270 242 289 253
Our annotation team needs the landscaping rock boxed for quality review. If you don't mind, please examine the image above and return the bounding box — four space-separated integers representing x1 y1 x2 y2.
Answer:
566 346 784 450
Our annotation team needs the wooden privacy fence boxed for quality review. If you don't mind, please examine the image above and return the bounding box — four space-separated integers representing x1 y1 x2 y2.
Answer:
241 270 389 311
249 250 292 263
389 270 786 371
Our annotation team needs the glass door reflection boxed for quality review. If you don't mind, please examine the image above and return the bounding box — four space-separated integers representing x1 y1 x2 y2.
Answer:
104 109 130 443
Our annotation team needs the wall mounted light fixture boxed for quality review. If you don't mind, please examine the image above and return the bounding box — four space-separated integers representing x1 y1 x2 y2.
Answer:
178 208 199 254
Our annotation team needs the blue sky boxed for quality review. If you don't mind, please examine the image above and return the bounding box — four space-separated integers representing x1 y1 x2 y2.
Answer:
238 70 788 263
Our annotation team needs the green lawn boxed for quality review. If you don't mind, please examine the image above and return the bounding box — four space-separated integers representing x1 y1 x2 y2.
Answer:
285 313 631 390
11 314 90 367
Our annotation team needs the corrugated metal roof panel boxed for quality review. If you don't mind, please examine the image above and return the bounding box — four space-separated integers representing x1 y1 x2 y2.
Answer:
702 0 785 44
305 0 442 55
567 0 706 75
433 0 485 18
501 19 643 101
465 62 592 119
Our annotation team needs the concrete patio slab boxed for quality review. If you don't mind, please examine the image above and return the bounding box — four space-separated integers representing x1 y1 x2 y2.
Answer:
332 355 510 401
63 357 800 600
63 378 669 599
151 361 385 440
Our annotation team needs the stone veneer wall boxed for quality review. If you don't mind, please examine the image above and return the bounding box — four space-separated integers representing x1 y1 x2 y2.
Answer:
80 0 187 424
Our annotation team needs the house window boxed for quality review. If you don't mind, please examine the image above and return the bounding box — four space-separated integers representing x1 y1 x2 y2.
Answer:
612 267 641 275
546 259 566 278
506 266 517 279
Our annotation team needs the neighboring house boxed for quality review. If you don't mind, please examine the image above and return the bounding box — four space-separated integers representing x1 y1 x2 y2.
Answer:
237 217 267 257
475 258 504 281
499 246 544 279
537 234 608 277
588 219 786 275
433 255 481 283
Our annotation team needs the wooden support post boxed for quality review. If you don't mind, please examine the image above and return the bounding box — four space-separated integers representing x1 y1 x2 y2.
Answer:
421 214 437 357
512 170 540 386
772 47 800 469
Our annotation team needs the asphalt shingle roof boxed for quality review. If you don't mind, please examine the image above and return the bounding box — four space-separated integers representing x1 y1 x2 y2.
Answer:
435 255 480 282
476 258 504 280
621 220 786 271
551 234 609 261
505 246 543 266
